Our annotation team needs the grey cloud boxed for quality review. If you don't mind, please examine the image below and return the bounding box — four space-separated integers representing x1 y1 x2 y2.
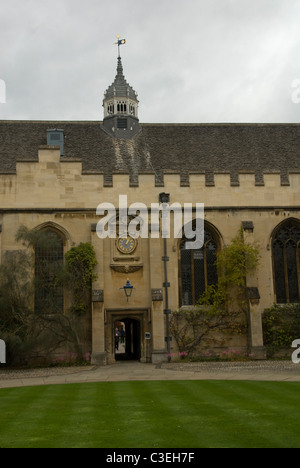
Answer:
1 0 300 122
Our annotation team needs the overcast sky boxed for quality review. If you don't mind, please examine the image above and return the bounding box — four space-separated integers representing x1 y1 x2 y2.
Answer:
1 0 300 123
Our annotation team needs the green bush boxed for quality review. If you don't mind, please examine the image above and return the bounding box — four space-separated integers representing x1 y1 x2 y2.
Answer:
262 304 300 357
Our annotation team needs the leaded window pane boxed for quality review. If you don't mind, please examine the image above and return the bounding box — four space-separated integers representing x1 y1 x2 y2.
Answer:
193 249 205 302
273 240 286 304
272 222 300 304
286 241 299 303
180 228 218 306
181 249 193 306
206 241 218 286
35 231 64 314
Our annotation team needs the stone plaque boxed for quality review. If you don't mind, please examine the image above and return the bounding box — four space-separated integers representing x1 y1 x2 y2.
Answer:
92 289 104 303
152 289 163 302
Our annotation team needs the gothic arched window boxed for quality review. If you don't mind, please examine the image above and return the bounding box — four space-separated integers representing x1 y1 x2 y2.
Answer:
180 227 219 306
35 230 64 314
272 220 300 304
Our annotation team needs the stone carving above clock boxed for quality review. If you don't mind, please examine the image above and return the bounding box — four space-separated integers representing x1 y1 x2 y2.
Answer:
110 264 143 273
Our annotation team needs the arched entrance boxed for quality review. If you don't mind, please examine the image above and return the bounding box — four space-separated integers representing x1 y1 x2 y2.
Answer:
105 308 151 364
114 318 141 361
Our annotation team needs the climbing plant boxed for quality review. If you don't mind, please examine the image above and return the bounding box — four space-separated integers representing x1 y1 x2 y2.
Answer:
203 228 260 314
170 229 260 357
65 243 98 315
262 304 300 357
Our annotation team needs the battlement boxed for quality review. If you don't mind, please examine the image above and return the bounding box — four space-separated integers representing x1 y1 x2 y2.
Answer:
0 146 296 211
13 147 300 187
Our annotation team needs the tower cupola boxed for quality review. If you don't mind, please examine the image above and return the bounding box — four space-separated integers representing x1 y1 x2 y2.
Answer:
102 38 140 139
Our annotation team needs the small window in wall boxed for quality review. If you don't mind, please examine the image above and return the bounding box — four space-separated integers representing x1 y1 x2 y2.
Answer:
117 118 127 129
47 129 64 156
272 220 300 303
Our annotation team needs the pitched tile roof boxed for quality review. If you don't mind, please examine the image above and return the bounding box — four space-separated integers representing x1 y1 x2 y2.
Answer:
0 120 300 186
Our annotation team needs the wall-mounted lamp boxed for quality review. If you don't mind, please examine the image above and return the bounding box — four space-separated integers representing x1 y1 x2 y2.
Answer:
121 279 134 301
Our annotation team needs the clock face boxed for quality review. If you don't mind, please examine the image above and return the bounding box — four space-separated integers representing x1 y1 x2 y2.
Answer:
117 236 137 254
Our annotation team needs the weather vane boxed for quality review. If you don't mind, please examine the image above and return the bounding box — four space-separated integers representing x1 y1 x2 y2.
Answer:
114 35 126 57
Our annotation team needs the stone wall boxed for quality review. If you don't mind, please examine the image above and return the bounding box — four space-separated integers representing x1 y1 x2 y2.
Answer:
0 146 299 363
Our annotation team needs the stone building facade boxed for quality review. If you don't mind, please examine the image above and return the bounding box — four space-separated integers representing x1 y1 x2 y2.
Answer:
1 53 300 364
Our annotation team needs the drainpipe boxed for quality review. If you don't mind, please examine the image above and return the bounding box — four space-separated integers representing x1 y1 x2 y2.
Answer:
159 193 172 360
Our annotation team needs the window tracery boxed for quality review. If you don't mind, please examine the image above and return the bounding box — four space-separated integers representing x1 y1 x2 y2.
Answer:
272 220 300 303
180 227 219 306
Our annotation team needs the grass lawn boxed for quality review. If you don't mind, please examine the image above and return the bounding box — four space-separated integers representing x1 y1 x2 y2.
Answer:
0 380 300 448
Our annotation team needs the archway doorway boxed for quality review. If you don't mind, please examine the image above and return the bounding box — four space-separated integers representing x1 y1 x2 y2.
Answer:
114 318 141 361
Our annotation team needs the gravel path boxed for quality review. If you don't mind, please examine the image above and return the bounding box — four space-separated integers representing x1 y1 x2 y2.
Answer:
0 366 93 380
161 360 300 375
1 360 299 381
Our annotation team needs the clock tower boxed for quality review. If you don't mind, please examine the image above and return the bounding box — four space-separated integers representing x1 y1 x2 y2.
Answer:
102 39 140 139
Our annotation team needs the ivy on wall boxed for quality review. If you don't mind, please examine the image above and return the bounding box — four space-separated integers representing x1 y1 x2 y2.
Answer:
65 243 98 315
170 229 260 357
262 304 300 357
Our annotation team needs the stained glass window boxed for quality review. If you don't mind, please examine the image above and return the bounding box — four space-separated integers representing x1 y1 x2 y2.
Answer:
180 228 218 306
272 221 300 304
35 231 64 314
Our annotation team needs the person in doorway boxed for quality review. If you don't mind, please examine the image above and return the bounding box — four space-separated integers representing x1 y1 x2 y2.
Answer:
120 326 125 344
115 328 120 351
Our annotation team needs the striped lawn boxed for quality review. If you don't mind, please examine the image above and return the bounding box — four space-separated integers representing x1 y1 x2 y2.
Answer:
0 380 300 448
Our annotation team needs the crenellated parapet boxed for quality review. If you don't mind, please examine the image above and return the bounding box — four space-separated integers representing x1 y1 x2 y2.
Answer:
0 145 298 211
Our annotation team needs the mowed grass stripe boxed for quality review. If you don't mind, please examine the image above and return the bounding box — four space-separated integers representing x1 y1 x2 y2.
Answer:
1 381 300 448
58 382 131 448
196 380 277 447
150 380 262 448
46 382 102 448
0 385 76 448
175 380 300 448
235 380 300 448
108 381 201 448
179 380 280 448
161 380 257 448
128 381 209 448
111 380 300 448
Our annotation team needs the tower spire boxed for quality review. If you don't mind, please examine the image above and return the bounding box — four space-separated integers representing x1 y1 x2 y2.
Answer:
117 56 124 77
102 36 140 139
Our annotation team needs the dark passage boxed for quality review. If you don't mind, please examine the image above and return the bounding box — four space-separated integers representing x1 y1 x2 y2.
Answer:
115 318 141 361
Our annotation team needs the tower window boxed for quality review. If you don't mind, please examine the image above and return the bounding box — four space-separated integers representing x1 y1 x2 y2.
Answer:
107 103 114 115
117 118 128 129
117 101 127 113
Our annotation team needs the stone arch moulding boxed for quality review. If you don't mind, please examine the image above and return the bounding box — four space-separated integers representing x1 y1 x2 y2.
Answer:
33 221 75 247
270 216 300 304
270 216 300 244
173 219 224 253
